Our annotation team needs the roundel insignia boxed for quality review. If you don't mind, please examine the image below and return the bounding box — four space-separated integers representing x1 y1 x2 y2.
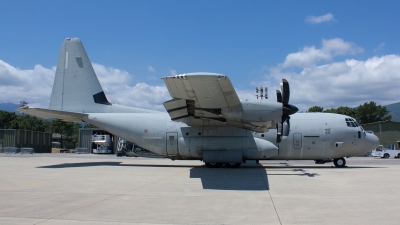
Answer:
144 129 148 133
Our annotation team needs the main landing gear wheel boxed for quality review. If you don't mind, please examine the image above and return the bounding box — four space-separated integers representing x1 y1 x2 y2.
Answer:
333 157 346 168
205 162 223 168
224 163 241 168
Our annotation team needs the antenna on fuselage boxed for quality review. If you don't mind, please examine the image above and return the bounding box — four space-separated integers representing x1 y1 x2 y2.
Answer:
20 100 29 108
256 86 268 99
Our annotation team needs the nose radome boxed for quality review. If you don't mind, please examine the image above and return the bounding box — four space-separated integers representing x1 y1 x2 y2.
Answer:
366 133 380 150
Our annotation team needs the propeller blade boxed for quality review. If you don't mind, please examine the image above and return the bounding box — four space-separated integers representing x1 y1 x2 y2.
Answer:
283 104 299 115
276 123 282 136
282 118 290 137
276 78 297 141
276 123 282 143
281 79 290 105
276 90 282 103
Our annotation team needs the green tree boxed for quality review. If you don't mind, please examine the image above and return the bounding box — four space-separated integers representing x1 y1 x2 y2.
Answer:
70 123 82 145
308 106 323 112
0 110 17 128
83 123 97 129
356 101 391 124
324 106 357 118
49 119 76 148
4 113 48 132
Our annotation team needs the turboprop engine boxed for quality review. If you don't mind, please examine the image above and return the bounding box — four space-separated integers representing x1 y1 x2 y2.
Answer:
221 79 298 134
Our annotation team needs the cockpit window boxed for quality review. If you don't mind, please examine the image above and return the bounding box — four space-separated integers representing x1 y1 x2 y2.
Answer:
345 118 361 127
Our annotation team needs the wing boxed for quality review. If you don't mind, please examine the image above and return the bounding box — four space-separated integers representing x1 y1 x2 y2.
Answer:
162 73 285 132
162 73 242 122
163 73 241 109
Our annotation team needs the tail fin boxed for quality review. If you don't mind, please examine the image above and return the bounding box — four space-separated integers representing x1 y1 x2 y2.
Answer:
49 38 111 112
18 38 157 120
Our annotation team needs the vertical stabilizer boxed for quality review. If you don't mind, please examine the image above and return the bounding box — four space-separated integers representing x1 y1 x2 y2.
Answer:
49 38 111 112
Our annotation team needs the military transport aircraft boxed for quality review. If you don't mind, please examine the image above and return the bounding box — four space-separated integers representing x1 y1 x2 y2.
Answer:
18 38 379 168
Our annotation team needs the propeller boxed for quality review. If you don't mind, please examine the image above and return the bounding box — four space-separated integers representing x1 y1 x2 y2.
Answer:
276 79 298 142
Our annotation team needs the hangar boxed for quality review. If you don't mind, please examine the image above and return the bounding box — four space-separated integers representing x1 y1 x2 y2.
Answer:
362 120 400 149
0 129 52 153
78 128 120 154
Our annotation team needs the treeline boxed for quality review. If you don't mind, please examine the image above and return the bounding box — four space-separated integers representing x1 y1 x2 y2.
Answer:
0 110 96 145
308 101 391 124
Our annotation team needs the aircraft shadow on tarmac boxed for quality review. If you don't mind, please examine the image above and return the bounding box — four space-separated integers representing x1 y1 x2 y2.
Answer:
36 162 384 191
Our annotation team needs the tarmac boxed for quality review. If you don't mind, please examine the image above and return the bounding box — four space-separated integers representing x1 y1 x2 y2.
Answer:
0 154 400 225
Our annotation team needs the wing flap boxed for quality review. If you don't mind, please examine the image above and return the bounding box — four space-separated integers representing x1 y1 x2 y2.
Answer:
163 99 190 120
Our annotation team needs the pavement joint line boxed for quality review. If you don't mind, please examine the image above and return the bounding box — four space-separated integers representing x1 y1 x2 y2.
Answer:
33 168 191 225
259 167 282 225
3 216 186 225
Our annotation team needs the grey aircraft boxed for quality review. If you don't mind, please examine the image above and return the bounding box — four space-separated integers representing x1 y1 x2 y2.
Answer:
18 38 380 168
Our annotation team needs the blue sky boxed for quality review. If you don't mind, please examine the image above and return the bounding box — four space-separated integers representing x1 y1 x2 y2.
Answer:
1 1 400 111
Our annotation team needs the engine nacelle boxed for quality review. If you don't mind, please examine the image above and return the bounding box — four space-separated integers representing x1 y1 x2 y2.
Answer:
222 100 282 132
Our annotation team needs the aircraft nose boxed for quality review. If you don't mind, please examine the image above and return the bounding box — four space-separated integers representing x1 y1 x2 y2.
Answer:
365 132 380 150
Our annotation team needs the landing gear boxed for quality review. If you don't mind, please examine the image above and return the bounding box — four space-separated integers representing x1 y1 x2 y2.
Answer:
224 163 241 168
333 157 346 168
204 162 241 168
205 162 223 168
315 159 332 164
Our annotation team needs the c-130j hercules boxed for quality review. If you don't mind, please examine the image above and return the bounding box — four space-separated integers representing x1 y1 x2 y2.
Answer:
18 38 379 168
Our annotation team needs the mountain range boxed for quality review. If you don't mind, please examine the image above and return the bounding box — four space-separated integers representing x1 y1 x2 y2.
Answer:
2 102 400 122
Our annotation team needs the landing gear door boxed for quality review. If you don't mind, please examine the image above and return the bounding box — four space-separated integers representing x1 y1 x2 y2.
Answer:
293 133 302 149
166 132 179 156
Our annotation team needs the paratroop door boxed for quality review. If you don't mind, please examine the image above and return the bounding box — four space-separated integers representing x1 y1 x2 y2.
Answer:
293 133 302 149
166 132 178 155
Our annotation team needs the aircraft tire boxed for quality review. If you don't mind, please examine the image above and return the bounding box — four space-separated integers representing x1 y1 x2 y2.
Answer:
384 153 390 158
333 158 346 168
205 162 223 168
225 163 241 168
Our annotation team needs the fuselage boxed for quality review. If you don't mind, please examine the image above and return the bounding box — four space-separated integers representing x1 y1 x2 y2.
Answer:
84 111 379 161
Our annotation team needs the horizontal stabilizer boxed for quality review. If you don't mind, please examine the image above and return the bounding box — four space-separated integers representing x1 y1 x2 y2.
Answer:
17 108 87 122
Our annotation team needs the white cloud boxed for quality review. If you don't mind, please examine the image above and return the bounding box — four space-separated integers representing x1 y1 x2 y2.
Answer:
282 38 363 68
264 54 400 111
0 60 55 108
93 63 169 110
0 60 170 111
106 82 169 111
305 13 335 24
374 42 385 53
148 66 156 72
170 69 177 76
